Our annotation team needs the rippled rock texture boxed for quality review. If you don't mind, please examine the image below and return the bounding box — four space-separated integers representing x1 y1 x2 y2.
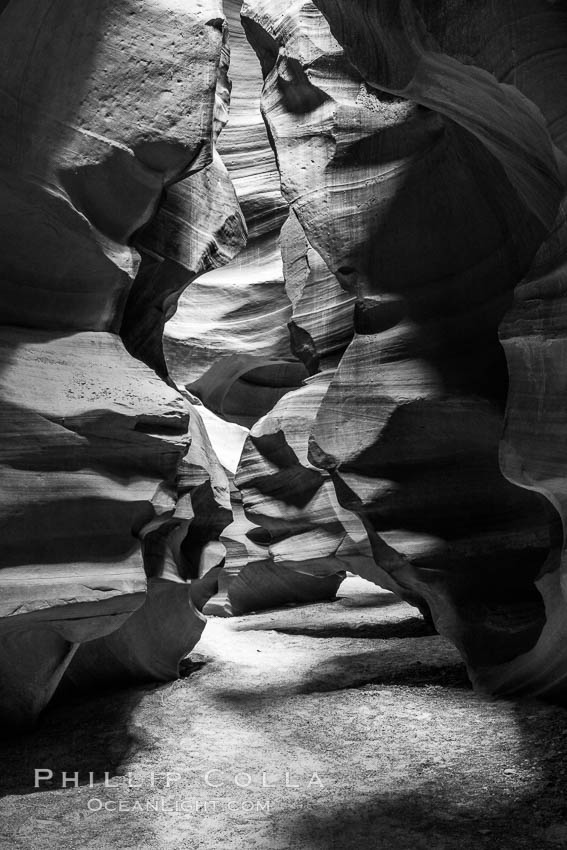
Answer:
3 0 567 727
240 0 567 696
163 0 303 428
162 1 375 615
0 0 245 727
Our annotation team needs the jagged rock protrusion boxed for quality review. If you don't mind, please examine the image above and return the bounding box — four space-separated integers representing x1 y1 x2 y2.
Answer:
242 0 567 692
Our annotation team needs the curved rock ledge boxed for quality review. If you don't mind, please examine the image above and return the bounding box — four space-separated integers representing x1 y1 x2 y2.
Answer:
3 0 567 726
0 0 245 727
163 0 304 428
241 0 567 693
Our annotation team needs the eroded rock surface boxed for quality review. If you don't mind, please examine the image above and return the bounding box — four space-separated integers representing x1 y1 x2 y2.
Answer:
160 1 375 615
241 0 567 694
163 0 305 428
0 0 245 727
3 0 567 726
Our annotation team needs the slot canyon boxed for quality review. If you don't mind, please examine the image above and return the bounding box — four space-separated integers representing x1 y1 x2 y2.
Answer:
2 1 567 848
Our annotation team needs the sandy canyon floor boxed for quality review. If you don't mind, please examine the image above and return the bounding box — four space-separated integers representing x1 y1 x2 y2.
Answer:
1 577 567 849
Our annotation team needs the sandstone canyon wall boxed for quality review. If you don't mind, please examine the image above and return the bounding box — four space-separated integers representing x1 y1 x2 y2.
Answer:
239 0 567 695
0 0 246 727
2 0 567 728
163 0 372 617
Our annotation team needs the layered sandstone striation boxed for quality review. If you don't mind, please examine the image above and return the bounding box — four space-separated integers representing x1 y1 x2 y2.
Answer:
241 0 567 694
0 0 245 727
163 0 305 429
3 0 567 725
161 1 375 615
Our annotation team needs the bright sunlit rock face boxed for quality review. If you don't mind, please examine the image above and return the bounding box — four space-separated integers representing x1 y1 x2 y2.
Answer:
163 0 303 429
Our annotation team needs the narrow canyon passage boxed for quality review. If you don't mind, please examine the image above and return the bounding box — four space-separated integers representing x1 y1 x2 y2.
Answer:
2 577 567 850
3 2 567 849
